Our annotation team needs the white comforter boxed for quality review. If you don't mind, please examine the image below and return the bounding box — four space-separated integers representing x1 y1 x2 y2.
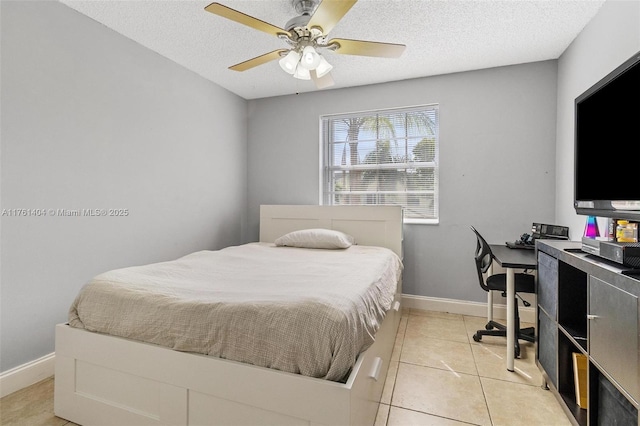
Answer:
68 242 402 381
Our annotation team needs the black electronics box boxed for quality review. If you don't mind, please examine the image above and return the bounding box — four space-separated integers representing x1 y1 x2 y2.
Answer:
532 223 570 240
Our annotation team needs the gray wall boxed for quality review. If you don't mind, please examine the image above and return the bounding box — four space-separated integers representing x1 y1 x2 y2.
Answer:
555 0 640 237
247 62 558 301
0 1 248 372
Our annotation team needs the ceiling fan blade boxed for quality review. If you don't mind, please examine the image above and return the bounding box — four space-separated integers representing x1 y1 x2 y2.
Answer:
204 2 290 38
328 38 406 58
229 49 289 72
311 70 335 89
307 0 357 35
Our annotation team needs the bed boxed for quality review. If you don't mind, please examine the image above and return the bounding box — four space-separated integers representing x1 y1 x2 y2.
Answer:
54 204 404 426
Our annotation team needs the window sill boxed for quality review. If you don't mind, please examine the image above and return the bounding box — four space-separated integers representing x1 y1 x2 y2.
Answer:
404 218 439 225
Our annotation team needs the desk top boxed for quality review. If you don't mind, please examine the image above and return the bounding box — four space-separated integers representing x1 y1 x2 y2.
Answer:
490 244 537 269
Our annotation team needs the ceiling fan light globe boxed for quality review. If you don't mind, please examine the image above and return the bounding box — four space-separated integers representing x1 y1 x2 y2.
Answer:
279 50 300 75
293 66 311 80
315 56 333 78
299 46 321 70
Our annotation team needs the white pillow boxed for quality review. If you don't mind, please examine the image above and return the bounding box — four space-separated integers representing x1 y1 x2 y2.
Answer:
274 228 355 249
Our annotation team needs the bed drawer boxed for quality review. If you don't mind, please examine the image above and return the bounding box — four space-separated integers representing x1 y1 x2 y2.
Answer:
188 391 308 426
347 295 401 424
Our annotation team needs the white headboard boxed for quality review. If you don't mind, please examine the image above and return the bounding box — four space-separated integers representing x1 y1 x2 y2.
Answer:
259 205 403 258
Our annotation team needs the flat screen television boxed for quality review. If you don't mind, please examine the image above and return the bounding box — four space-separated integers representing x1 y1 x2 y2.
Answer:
574 50 640 221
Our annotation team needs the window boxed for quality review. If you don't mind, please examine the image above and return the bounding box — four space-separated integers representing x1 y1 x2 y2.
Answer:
321 104 439 223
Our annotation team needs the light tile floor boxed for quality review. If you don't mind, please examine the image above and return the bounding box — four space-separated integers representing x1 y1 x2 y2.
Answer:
376 309 571 426
0 309 571 426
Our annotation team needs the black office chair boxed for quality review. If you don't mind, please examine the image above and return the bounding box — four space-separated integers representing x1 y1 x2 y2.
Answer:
470 226 535 357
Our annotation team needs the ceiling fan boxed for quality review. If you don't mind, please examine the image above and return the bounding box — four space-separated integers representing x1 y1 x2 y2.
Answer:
204 0 406 89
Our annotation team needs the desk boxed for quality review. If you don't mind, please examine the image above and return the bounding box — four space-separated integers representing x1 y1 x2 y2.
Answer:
489 244 537 372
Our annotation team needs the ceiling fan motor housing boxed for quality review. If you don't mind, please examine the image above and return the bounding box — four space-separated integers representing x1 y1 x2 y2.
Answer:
285 14 311 32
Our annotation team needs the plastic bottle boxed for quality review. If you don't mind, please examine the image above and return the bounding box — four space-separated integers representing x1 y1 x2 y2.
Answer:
608 218 616 240
616 220 628 242
620 222 638 243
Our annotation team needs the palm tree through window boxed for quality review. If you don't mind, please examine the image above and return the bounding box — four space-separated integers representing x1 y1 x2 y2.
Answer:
321 105 439 222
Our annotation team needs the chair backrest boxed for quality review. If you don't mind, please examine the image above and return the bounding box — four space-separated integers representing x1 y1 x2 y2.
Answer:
470 226 494 292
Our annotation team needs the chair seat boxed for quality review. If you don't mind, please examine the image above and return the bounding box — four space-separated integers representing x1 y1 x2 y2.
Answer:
485 273 535 294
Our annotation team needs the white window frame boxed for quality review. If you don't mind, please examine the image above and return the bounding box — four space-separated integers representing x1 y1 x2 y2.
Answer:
320 104 439 224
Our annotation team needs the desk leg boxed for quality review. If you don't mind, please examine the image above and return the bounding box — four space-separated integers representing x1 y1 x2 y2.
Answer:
487 264 494 323
506 267 515 372
487 291 494 323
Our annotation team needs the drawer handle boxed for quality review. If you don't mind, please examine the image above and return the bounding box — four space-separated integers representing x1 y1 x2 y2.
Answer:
369 357 383 381
587 315 599 320
393 301 401 312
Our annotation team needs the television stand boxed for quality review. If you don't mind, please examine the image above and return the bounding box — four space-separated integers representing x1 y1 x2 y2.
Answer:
536 240 638 426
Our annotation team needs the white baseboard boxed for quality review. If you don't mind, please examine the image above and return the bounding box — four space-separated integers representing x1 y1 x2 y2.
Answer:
401 294 536 324
0 352 55 398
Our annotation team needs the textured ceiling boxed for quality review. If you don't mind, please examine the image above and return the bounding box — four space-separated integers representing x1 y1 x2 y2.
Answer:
59 0 605 100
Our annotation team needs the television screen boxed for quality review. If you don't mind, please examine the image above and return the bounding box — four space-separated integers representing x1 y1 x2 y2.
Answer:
574 51 640 219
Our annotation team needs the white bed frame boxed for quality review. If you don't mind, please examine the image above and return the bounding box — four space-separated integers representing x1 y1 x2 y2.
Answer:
55 205 403 426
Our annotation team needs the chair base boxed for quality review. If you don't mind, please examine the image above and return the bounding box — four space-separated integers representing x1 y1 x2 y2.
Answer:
472 321 535 358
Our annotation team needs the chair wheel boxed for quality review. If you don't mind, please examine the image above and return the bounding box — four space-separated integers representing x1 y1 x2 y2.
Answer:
473 333 481 342
485 323 494 330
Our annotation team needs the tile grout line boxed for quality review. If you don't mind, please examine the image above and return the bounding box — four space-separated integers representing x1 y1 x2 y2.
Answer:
384 312 410 425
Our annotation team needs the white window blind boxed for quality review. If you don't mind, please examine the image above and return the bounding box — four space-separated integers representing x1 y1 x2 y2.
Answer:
321 105 439 222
